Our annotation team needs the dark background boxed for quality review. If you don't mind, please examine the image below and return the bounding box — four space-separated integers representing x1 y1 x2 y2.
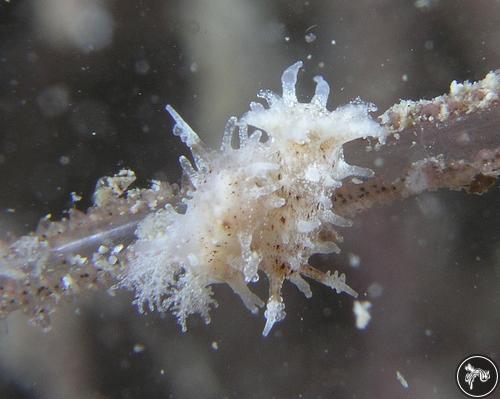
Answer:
0 1 499 398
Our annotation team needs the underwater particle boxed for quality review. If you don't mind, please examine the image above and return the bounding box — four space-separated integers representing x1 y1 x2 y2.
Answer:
424 40 434 50
261 21 286 44
284 36 290 42
396 370 409 389
331 39 337 45
374 157 384 168
367 282 383 299
27 51 39 63
416 193 445 218
211 341 219 350
135 59 150 75
29 163 68 202
190 62 199 73
414 0 439 10
305 32 317 43
59 155 70 166
186 19 200 34
353 300 372 329
456 131 471 145
69 100 113 140
37 85 70 117
133 343 145 353
402 74 409 82
34 0 114 53
348 252 361 268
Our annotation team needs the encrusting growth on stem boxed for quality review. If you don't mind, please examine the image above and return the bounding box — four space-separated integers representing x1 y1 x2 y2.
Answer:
1 63 499 335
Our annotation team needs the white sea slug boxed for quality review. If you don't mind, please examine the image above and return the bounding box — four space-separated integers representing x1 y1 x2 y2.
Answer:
121 61 387 335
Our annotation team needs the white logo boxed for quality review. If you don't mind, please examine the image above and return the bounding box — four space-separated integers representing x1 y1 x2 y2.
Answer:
456 355 498 398
464 363 491 390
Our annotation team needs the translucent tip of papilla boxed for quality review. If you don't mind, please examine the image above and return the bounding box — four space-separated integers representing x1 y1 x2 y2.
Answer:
165 104 179 122
165 104 201 148
220 116 238 152
311 75 330 107
262 297 286 336
281 61 303 106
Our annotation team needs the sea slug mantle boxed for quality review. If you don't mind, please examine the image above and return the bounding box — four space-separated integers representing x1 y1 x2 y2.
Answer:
120 61 388 335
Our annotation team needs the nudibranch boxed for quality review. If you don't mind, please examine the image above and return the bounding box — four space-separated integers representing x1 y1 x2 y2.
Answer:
121 61 388 335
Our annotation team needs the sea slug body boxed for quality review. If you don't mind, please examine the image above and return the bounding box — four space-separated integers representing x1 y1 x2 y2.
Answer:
121 61 388 335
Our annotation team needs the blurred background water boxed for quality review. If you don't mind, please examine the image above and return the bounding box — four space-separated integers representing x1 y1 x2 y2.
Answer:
0 1 499 398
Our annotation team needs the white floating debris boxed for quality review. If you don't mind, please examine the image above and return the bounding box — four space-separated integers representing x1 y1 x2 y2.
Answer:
367 282 384 299
305 32 317 43
414 0 438 10
133 343 145 353
456 131 471 145
34 0 115 53
211 341 219 350
402 74 409 82
353 300 372 329
374 157 384 168
348 252 361 268
37 85 70 117
135 59 150 75
396 370 409 389
59 155 70 165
